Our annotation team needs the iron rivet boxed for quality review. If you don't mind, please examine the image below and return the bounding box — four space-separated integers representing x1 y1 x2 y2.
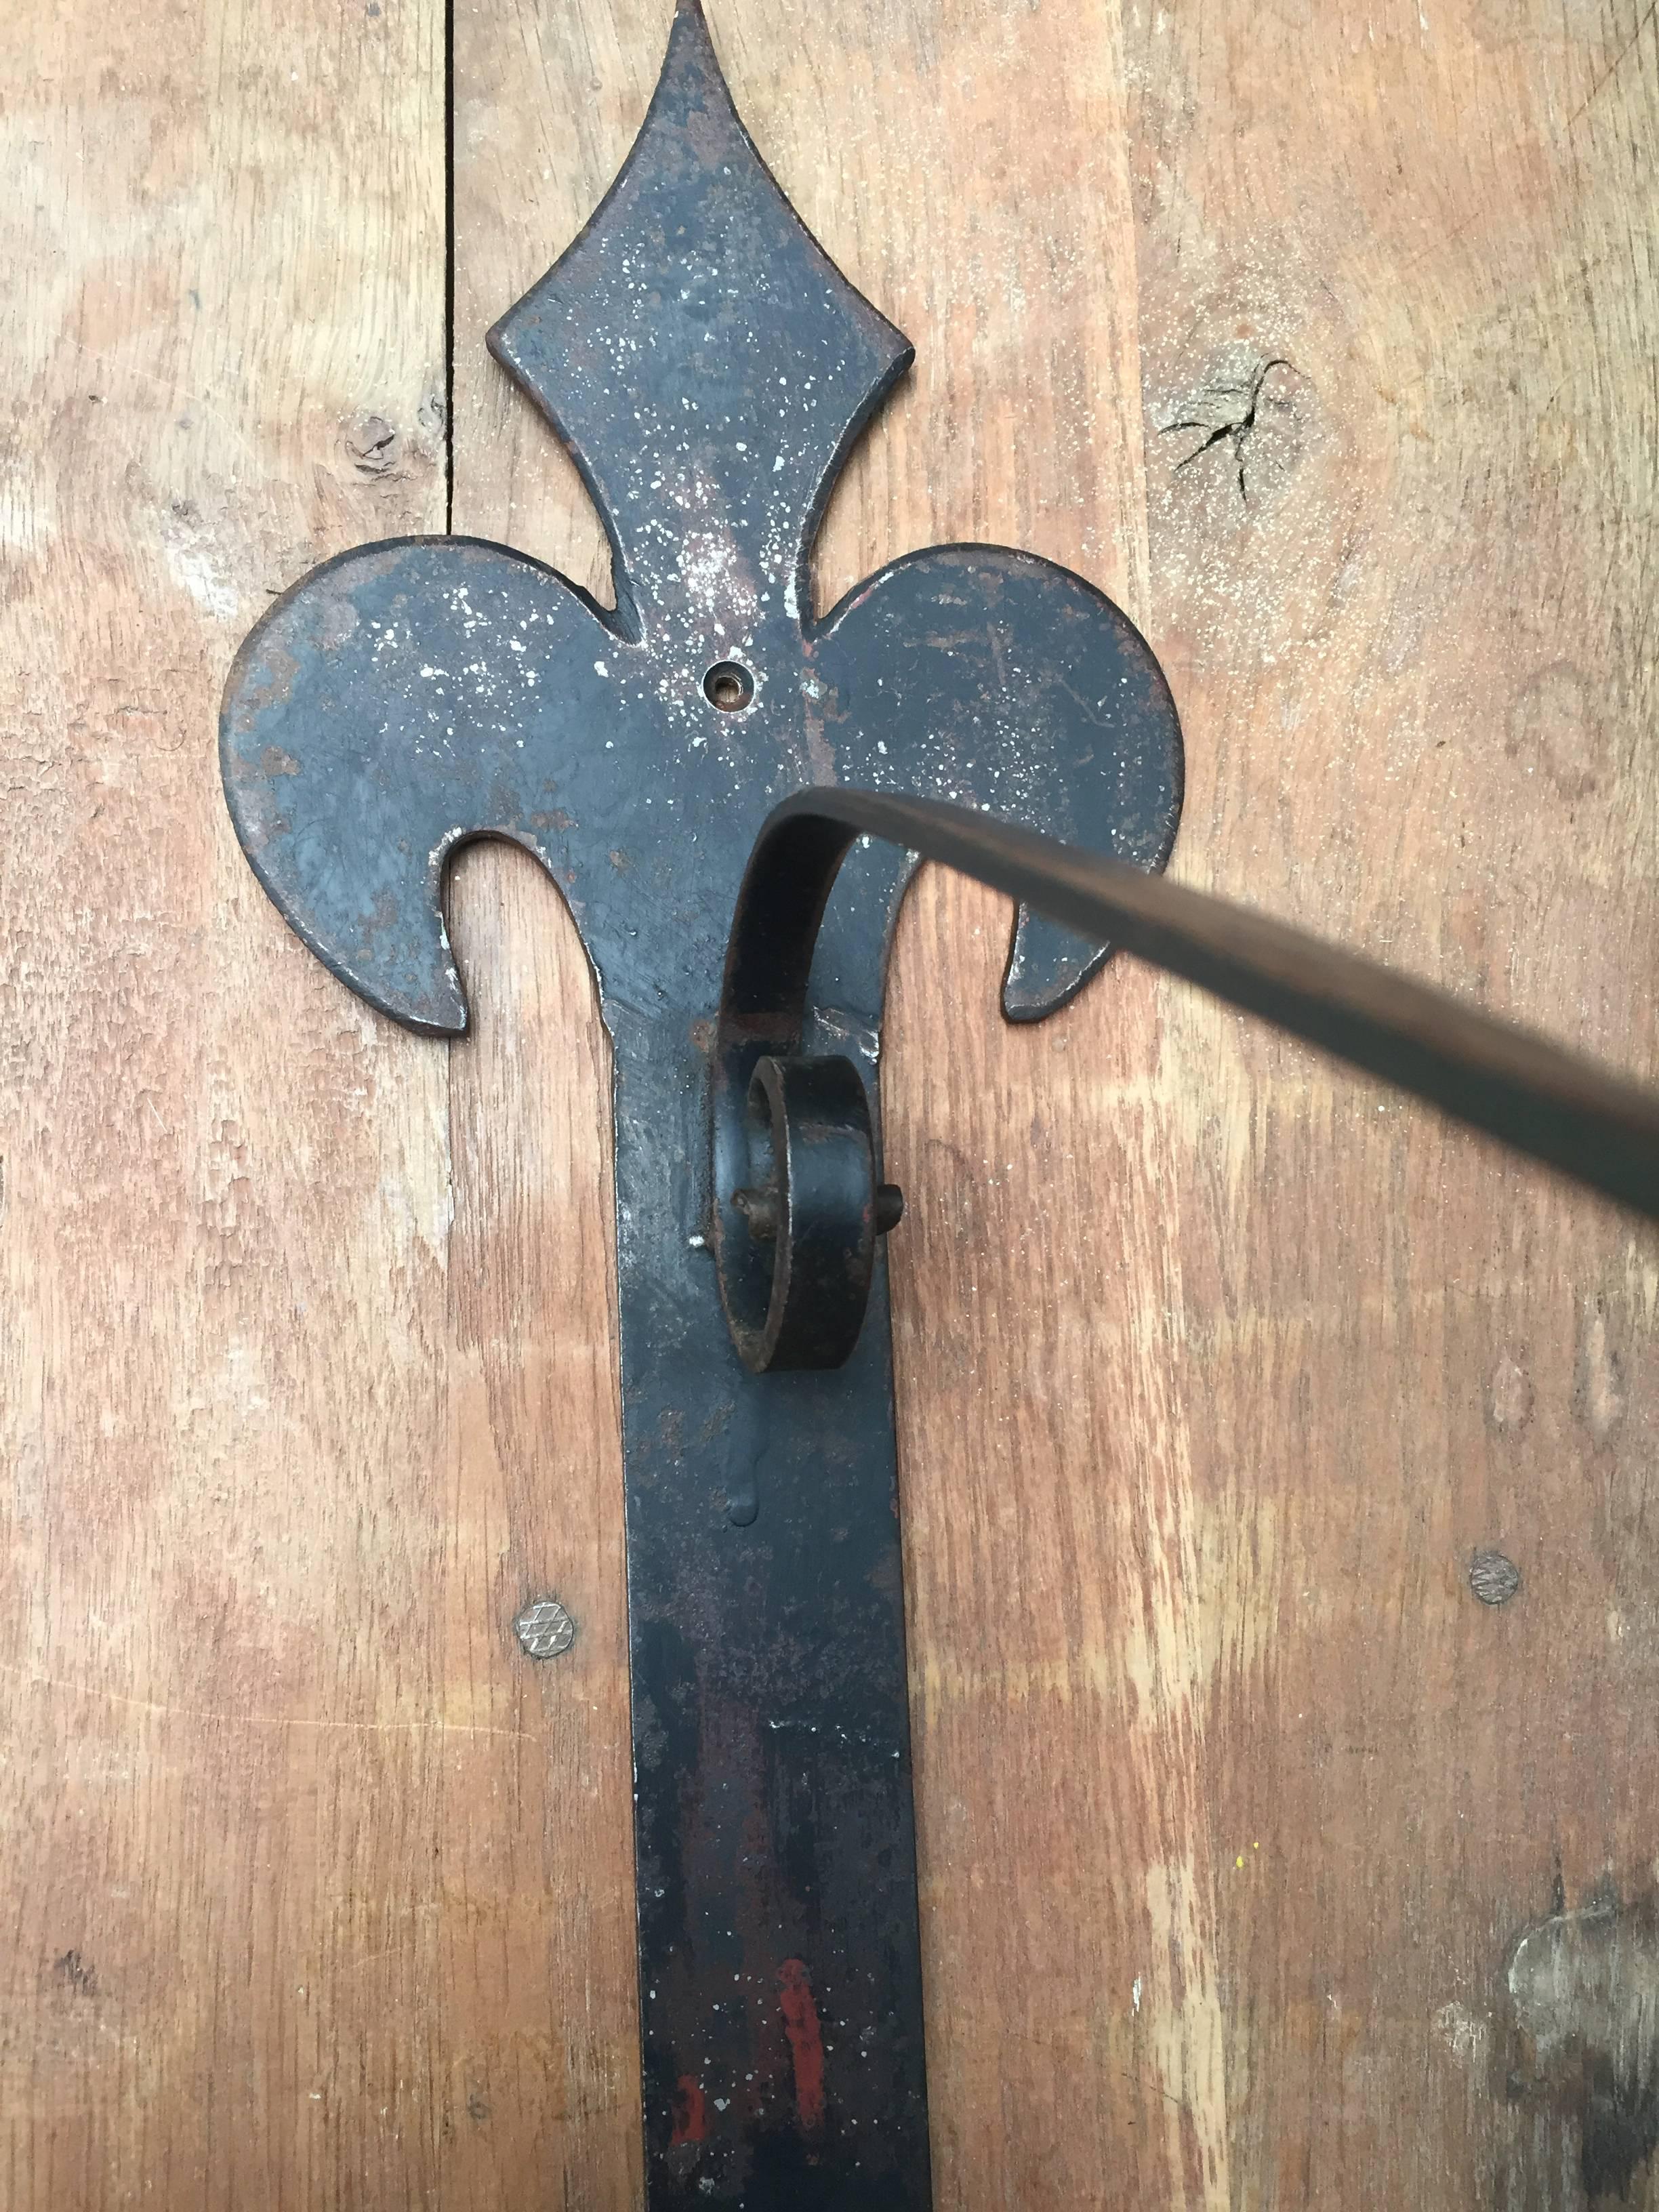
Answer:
514 1595 576 1658
1468 1549 1521 1606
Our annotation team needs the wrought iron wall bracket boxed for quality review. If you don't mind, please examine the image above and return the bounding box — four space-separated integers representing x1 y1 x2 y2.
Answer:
220 5 1658 2207
221 7 1181 2205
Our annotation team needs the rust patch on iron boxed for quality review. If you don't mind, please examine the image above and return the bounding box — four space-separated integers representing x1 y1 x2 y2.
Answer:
669 2073 708 2148
779 1958 826 2135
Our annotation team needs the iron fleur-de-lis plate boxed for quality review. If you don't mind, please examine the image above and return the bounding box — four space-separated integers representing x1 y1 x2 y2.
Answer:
220 3 1183 2204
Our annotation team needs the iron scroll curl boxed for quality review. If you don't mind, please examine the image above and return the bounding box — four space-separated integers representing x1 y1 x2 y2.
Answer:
713 788 1659 1374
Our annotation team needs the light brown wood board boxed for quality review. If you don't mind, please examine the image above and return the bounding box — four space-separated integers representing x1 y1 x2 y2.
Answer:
2 0 1656 2205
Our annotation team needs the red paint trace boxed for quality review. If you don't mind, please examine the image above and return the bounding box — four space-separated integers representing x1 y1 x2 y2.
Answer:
669 2074 708 2147
777 1958 826 2133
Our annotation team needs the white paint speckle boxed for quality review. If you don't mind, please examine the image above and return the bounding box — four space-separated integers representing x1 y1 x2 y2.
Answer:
164 527 239 621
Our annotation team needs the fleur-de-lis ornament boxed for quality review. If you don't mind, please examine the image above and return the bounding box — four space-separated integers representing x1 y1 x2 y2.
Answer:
222 5 1182 2204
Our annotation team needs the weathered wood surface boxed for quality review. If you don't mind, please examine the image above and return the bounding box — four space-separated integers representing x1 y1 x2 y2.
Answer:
3 0 1656 2206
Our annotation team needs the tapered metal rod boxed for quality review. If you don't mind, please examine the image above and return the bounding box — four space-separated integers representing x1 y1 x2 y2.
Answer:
722 789 1659 1222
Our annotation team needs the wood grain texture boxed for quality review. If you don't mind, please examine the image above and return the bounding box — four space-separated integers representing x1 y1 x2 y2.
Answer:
1122 7 1659 2205
5 0 1656 2205
1 0 457 2201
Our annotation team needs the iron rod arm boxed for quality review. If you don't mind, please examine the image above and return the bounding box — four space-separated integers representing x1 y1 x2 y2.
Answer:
720 789 1659 1223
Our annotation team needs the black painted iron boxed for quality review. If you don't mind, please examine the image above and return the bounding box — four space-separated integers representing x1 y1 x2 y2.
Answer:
720 1050 899 1374
218 5 1182 2205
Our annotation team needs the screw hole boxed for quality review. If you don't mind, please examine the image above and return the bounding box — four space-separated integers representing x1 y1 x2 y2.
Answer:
703 660 755 712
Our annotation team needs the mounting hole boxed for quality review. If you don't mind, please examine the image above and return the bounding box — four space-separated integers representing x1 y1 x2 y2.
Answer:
703 660 755 712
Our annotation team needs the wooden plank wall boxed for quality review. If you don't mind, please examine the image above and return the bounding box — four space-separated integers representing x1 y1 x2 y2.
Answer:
3 0 1655 2205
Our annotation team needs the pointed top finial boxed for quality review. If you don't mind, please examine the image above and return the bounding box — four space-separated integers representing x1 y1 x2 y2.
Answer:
487 1 912 635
